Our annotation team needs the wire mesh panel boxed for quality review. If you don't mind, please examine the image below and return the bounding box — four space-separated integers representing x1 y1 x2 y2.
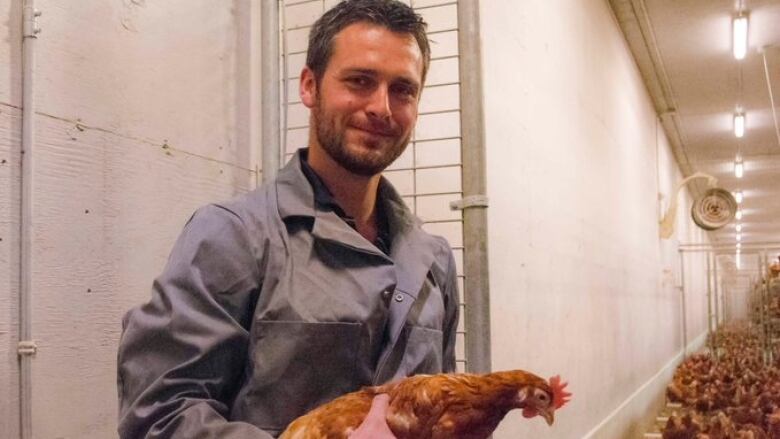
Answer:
279 0 467 372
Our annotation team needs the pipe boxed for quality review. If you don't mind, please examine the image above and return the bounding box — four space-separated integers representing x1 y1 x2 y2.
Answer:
247 0 263 189
762 252 773 364
679 251 687 357
758 252 769 364
714 253 720 328
678 242 780 252
706 252 713 353
261 0 280 181
680 241 780 247
19 2 40 438
457 0 491 374
723 282 728 325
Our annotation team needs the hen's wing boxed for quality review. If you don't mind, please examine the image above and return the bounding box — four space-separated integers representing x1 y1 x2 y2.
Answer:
386 374 502 439
279 390 375 439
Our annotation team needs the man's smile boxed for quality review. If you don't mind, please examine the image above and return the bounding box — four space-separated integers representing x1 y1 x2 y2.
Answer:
348 123 396 138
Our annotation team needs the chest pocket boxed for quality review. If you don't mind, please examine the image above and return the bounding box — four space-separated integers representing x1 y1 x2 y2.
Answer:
405 270 445 323
384 274 446 379
248 320 362 432
400 325 443 375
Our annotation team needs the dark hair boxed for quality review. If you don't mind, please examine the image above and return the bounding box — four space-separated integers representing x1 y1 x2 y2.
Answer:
306 0 431 84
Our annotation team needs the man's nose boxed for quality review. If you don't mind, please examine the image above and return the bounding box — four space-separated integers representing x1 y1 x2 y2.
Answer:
366 84 391 121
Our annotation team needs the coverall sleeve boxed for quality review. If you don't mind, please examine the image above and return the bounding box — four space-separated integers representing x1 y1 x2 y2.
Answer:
441 246 460 373
117 205 273 438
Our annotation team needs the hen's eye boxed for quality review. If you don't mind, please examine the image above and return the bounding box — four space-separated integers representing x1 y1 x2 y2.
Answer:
538 393 548 402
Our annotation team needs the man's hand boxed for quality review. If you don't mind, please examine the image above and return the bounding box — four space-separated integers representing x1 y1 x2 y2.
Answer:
349 394 396 438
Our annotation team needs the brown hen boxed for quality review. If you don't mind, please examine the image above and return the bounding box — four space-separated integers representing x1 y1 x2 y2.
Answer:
279 369 571 439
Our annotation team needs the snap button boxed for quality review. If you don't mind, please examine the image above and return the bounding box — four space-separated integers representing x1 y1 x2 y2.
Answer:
394 293 404 302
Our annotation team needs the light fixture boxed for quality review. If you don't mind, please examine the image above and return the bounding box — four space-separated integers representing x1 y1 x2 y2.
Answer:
737 233 742 242
737 242 742 249
736 209 743 220
734 112 745 138
734 154 744 178
736 224 743 232
733 14 749 60
734 190 743 204
737 252 742 269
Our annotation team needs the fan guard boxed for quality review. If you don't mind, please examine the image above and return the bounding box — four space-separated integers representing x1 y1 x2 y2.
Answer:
691 188 738 231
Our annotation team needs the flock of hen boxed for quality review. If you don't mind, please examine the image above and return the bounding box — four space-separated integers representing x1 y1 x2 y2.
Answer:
662 326 780 439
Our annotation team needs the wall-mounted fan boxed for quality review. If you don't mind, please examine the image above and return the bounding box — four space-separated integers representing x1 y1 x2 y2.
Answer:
691 188 738 231
659 172 737 239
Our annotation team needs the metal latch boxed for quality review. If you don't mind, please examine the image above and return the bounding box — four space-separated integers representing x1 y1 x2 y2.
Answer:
18 340 38 356
450 195 489 211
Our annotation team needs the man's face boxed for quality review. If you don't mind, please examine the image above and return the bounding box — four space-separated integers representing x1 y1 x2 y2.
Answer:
301 22 424 176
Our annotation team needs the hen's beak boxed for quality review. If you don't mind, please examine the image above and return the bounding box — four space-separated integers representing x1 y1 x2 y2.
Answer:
540 409 554 426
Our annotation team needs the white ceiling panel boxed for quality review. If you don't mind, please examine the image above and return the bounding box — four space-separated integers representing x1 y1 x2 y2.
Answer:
611 0 780 255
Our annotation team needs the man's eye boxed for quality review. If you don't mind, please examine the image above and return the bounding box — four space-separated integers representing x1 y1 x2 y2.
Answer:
391 84 416 98
347 77 371 87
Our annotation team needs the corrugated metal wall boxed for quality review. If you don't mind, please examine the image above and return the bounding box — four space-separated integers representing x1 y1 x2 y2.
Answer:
280 0 467 372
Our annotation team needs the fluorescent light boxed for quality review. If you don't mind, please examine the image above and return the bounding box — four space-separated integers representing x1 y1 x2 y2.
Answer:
734 112 745 138
735 190 743 204
736 224 742 232
733 15 749 60
734 155 744 178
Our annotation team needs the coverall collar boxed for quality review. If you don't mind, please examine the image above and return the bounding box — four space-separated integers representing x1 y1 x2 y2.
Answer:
275 149 440 299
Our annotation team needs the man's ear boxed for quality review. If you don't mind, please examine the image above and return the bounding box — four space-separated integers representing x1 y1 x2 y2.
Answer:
300 66 317 109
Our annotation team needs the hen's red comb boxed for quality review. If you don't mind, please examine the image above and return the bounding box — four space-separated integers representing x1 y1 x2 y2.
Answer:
549 375 572 409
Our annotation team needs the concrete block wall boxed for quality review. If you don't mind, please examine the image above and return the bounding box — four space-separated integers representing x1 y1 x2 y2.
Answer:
0 1 261 437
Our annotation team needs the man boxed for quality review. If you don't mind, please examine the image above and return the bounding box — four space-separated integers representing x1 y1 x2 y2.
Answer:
117 1 459 437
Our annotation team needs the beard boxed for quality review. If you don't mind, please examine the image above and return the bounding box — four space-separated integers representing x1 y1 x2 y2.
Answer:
312 96 411 177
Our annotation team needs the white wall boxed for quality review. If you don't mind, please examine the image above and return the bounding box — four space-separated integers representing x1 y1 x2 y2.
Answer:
722 274 751 322
481 0 711 437
1 1 24 437
0 1 260 437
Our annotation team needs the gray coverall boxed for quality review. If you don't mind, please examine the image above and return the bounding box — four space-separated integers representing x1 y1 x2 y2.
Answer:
117 149 460 438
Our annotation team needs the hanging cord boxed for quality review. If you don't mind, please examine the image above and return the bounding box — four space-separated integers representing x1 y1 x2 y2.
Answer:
762 48 780 152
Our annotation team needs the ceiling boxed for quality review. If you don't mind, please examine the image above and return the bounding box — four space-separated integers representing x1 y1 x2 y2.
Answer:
610 0 780 266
